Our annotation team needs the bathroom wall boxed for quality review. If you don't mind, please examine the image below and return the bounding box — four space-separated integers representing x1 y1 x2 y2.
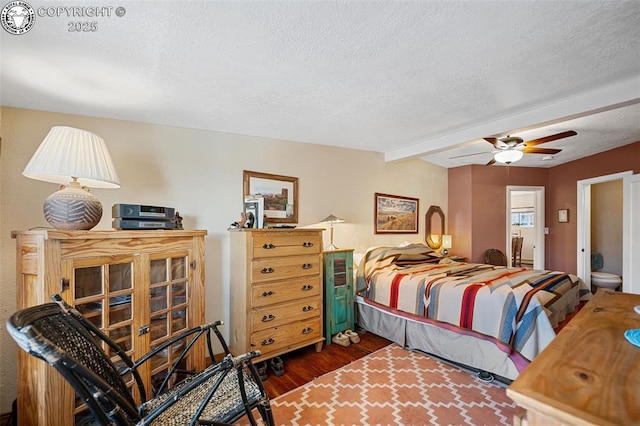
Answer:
591 179 623 276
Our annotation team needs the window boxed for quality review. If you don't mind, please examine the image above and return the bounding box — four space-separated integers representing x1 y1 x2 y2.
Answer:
512 212 534 228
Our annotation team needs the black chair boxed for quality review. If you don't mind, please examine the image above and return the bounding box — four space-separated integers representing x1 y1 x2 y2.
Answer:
6 294 274 426
484 248 508 266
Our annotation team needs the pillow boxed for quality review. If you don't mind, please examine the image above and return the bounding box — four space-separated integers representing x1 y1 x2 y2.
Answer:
395 253 437 261
393 251 441 266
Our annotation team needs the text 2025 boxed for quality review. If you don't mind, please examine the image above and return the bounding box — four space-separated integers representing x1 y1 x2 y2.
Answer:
68 22 98 32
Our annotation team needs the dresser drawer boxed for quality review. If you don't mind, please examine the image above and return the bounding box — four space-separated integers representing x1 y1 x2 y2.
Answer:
250 317 322 356
230 228 324 362
252 276 321 307
251 255 320 283
252 297 321 332
252 233 321 258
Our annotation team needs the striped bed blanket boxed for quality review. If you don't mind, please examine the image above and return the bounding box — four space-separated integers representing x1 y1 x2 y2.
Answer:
356 244 591 363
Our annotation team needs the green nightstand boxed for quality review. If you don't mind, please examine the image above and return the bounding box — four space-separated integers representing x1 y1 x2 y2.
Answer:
323 249 354 344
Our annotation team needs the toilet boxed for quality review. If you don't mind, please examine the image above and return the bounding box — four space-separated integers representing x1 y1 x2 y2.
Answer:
591 252 622 292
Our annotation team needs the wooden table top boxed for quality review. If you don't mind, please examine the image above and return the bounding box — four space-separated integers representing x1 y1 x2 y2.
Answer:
507 290 640 425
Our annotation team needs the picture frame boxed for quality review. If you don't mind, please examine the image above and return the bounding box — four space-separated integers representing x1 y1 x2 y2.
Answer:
558 208 569 223
243 197 264 229
243 170 298 224
374 192 419 234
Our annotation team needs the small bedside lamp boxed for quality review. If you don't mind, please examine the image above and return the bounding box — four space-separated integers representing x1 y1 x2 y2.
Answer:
23 126 120 230
321 214 345 250
441 234 452 256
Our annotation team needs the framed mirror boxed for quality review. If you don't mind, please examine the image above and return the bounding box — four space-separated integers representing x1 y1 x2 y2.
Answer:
425 205 445 249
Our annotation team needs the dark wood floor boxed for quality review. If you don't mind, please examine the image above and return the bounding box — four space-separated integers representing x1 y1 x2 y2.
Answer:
260 331 391 398
258 301 585 399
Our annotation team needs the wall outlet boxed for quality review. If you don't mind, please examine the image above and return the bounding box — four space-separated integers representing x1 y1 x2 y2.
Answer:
544 227 549 234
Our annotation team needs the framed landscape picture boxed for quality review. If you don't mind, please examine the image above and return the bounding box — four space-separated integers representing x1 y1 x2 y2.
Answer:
374 192 419 234
243 170 298 224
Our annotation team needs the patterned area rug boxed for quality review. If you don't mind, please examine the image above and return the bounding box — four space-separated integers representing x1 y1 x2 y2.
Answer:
257 344 516 425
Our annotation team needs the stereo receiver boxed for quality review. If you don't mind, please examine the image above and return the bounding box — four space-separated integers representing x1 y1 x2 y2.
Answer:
113 219 177 230
112 204 175 220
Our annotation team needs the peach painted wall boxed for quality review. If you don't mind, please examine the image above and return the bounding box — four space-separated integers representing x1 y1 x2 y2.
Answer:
546 142 640 273
449 141 640 272
449 165 548 263
447 167 473 259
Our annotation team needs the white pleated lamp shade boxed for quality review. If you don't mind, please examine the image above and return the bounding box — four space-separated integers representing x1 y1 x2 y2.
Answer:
23 126 120 188
23 126 120 230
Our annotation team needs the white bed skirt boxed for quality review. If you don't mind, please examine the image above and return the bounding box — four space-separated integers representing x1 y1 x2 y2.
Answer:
356 295 520 381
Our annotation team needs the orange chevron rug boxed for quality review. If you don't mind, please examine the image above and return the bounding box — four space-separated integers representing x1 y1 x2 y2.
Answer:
257 344 516 425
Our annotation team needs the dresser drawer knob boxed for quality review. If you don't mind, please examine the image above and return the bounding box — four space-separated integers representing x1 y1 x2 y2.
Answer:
302 241 314 247
301 284 313 291
302 327 313 335
262 314 276 322
261 290 274 297
262 243 276 249
301 263 313 269
302 305 314 312
261 267 275 274
261 338 275 346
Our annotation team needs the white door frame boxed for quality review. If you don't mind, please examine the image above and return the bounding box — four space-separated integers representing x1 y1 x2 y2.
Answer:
576 170 632 288
506 186 545 270
623 173 640 294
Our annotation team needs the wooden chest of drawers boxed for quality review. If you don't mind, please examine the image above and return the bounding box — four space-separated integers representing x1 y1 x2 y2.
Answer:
229 229 324 361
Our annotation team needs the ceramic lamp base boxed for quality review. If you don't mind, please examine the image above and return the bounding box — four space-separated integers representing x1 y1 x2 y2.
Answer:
43 181 103 230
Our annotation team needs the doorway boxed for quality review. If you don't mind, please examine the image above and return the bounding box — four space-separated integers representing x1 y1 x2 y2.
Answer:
577 170 632 291
506 186 545 270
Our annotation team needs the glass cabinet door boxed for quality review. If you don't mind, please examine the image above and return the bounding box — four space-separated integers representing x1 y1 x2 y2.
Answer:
71 257 135 422
148 252 192 392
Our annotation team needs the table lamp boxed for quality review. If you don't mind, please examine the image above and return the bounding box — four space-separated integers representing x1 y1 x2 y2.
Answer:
321 214 345 250
22 126 120 230
441 234 452 256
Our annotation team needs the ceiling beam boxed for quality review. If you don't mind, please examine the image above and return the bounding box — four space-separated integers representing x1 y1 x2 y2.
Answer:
384 75 640 163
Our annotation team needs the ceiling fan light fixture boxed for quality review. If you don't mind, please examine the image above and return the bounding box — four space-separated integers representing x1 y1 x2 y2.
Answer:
494 149 523 164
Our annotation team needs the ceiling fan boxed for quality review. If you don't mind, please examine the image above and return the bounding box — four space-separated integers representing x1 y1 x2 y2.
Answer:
451 130 577 165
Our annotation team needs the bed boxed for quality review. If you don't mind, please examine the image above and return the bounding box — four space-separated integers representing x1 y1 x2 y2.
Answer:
355 243 591 381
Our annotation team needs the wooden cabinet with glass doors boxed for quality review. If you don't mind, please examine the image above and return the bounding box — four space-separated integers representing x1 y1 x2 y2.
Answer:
11 229 206 426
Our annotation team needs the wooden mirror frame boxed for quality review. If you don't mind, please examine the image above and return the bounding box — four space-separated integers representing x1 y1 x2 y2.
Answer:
425 205 445 249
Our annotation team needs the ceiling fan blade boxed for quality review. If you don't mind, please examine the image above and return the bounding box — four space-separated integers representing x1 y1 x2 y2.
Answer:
524 130 577 147
523 147 562 155
484 137 498 145
449 151 490 159
486 158 496 166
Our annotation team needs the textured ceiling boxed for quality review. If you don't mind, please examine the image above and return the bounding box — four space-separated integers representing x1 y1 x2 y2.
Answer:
1 0 639 168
